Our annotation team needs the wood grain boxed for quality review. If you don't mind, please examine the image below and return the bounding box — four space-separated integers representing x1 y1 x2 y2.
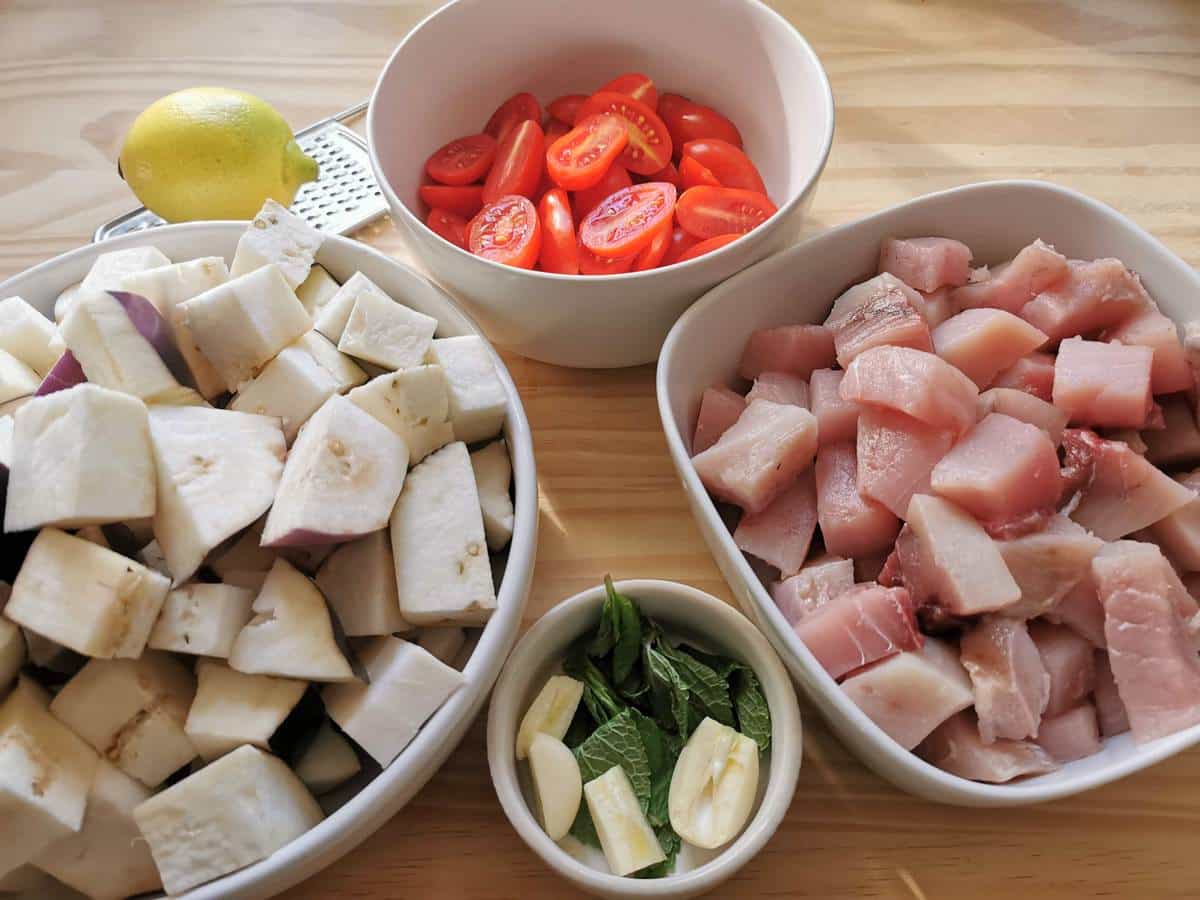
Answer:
2 1 1200 897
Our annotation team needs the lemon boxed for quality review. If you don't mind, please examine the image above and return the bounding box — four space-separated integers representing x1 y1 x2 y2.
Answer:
119 87 318 222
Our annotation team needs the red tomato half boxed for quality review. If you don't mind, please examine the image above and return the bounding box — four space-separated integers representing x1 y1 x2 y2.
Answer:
545 119 570 145
468 195 541 269
632 218 672 271
426 208 469 249
425 133 497 186
537 188 579 275
579 182 677 259
572 163 632 220
419 184 484 219
598 72 658 109
676 233 741 262
547 94 587 126
657 93 744 151
576 91 672 176
645 160 681 189
546 113 629 192
675 186 777 239
679 155 721 190
578 239 636 275
482 120 545 204
682 139 766 194
661 226 701 266
484 92 542 141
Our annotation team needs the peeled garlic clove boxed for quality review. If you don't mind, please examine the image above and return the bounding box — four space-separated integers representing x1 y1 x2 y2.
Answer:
668 716 759 850
515 675 584 759
528 733 582 841
584 765 665 877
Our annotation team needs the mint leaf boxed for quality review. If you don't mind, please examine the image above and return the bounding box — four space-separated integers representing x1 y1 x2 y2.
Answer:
563 703 595 750
663 644 735 729
564 642 625 725
569 709 652 846
733 667 772 753
609 578 643 685
588 577 621 658
644 642 690 737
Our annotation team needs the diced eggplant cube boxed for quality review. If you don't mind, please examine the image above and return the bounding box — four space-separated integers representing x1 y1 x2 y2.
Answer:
0 618 22 698
313 272 385 344
417 627 466 667
315 530 409 637
470 440 515 550
0 348 40 406
295 264 341 317
293 720 361 795
337 286 437 371
0 296 59 376
427 336 507 444
230 345 339 443
347 365 454 463
148 582 254 658
230 199 323 289
292 330 368 392
184 660 307 762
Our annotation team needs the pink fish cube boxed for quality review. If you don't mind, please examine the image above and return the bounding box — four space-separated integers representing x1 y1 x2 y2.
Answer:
1021 257 1152 343
952 239 1069 315
878 524 938 607
914 287 957 329
793 583 921 680
977 387 1068 446
932 308 1048 389
814 441 901 559
857 408 955 518
1029 620 1096 717
1148 470 1200 570
1037 704 1101 763
1141 395 1200 468
738 324 836 381
1045 578 1107 648
989 351 1057 401
878 236 972 294
746 372 809 408
824 273 933 368
771 556 854 626
1103 306 1193 395
1053 337 1154 429
918 711 1058 783
961 615 1051 743
692 386 746 455
692 400 819 514
997 515 1103 619
841 638 974 750
1093 651 1130 737
842 345 979 435
733 470 818 577
809 368 859 446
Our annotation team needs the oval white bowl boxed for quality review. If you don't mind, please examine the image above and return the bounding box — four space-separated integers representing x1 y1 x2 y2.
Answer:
367 0 834 369
656 179 1200 806
487 579 802 899
0 222 539 898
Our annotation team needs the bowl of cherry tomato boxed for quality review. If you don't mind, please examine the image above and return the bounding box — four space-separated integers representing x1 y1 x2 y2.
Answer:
367 0 834 368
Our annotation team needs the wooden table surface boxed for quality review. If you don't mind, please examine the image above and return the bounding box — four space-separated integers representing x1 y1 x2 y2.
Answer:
3 1 1200 897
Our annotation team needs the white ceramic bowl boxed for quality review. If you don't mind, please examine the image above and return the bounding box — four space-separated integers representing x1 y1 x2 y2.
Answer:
367 0 834 369
487 579 802 899
0 223 539 899
657 179 1200 807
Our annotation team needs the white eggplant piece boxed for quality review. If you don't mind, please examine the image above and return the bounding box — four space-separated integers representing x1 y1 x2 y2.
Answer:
348 364 454 464
314 529 408 637
585 765 665 877
49 653 196 787
5 528 169 658
147 582 254 658
135 538 170 577
53 284 81 324
0 865 86 897
323 637 463 766
427 335 507 444
119 257 230 400
147 405 285 584
4 385 155 532
391 442 496 626
470 440 515 550
0 618 23 698
0 676 99 878
230 345 339 443
292 330 368 392
262 394 408 547
0 296 59 376
295 264 341 317
133 744 323 896
21 629 79 674
0 413 12 467
180 264 311 392
55 247 171 323
32 760 161 900
278 540 335 573
668 717 759 850
312 271 390 344
229 559 356 682
337 287 438 371
293 720 360 795
417 627 465 666
74 525 109 548
0 349 40 405
529 733 582 841
230 199 323 289
208 520 276 590
184 660 307 762
515 675 585 760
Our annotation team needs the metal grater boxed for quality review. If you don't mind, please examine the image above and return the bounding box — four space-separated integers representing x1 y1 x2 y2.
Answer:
93 101 388 243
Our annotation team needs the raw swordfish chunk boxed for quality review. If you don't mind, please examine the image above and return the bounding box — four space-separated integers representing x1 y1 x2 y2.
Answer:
1102 306 1194 396
1141 396 1200 469
1148 469 1200 571
951 239 1068 315
814 441 901 559
1045 577 1107 648
960 615 1050 743
878 236 972 294
1021 257 1152 343
856 408 955 519
917 710 1058 783
932 309 1048 389
1037 703 1102 763
738 324 836 381
988 351 1057 401
996 514 1103 619
840 345 979 435
976 387 1068 446
746 372 809 408
771 556 854 626
692 386 746 455
1092 650 1130 737
733 471 818 577
824 273 933 368
1028 620 1096 717
1052 337 1154 429
809 368 859 446
792 583 921 681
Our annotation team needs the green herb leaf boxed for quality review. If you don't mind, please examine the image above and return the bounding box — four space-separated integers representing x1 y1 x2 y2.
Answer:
588 578 621 659
608 577 643 685
629 710 679 829
635 826 680 879
563 641 625 725
676 642 740 680
662 643 735 728
569 709 652 846
644 642 690 737
562 702 595 750
733 667 772 753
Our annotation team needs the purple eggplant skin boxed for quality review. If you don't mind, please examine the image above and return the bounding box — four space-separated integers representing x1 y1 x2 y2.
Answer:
107 290 194 386
262 528 359 549
35 351 87 396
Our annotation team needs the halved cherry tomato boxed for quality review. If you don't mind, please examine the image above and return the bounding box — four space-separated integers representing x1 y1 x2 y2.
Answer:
576 91 672 176
675 186 777 239
675 233 741 262
645 160 681 189
426 208 469 249
657 93 744 151
547 94 587 126
425 133 497 186
545 118 570 145
572 163 633 220
484 92 541 141
661 226 701 266
578 239 635 275
468 195 541 269
579 182 676 259
682 139 766 194
482 119 545 204
537 188 579 275
546 113 629 192
632 218 672 271
419 184 484 219
679 155 721 190
598 72 657 109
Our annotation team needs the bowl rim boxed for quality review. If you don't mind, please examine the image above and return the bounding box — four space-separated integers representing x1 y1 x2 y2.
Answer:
365 0 835 283
655 178 1200 806
486 578 802 897
0 221 541 898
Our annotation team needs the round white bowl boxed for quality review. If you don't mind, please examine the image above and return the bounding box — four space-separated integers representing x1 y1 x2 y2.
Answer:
487 579 802 899
367 0 834 369
0 223 539 899
657 179 1200 807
